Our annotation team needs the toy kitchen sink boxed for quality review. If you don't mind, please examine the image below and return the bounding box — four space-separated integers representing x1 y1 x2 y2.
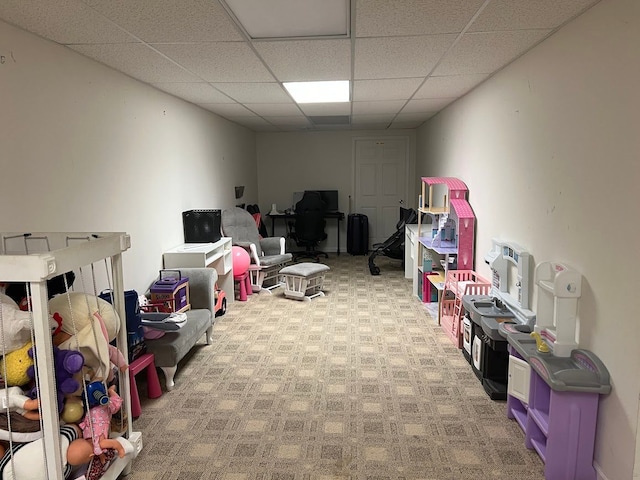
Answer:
507 333 611 393
506 332 611 480
462 294 518 400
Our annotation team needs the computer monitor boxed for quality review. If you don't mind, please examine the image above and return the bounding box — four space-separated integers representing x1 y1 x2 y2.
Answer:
182 209 222 243
306 190 339 212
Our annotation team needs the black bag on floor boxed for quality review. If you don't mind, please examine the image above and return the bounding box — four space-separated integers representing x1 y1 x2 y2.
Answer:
347 213 369 255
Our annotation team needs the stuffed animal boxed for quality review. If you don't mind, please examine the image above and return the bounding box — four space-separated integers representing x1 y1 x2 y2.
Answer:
0 294 35 355
27 346 84 414
49 293 121 382
0 293 61 355
0 342 34 387
0 424 80 479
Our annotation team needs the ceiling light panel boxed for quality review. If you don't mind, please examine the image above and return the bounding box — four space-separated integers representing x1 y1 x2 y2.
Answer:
284 81 349 104
223 0 349 39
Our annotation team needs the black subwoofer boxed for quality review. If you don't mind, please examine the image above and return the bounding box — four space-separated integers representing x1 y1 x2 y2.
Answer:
182 209 222 243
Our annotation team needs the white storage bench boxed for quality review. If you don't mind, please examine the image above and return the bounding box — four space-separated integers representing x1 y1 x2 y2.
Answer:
279 263 330 301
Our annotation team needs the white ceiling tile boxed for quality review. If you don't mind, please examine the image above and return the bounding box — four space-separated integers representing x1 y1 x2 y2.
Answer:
354 35 456 80
468 0 599 32
152 83 235 104
402 98 456 113
390 120 428 129
433 30 551 76
243 103 302 117
250 124 285 132
395 112 437 122
154 43 275 83
353 78 424 102
351 114 395 124
298 103 351 116
350 121 391 130
84 0 243 43
416 74 489 98
0 1 136 44
356 0 486 37
68 43 200 83
229 117 272 127
263 116 311 127
315 124 353 130
211 83 292 103
199 103 254 116
254 39 351 82
352 100 406 115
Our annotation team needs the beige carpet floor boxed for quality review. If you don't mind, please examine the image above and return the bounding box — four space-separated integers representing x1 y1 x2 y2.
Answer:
128 254 544 480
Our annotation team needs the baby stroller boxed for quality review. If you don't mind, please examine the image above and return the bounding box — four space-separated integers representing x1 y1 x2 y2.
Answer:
368 207 418 275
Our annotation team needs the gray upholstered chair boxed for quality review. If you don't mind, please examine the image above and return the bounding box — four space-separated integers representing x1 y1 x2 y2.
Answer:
221 207 292 292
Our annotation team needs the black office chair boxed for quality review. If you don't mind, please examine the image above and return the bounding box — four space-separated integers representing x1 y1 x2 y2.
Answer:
290 191 328 262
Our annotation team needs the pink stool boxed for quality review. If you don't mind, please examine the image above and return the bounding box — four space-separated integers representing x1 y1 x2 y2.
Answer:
128 352 162 418
234 271 252 301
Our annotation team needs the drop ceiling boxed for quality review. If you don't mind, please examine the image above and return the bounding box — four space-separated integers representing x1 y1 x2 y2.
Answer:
0 0 600 132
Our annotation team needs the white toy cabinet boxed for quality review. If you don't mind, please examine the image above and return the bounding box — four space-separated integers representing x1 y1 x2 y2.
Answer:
163 237 234 304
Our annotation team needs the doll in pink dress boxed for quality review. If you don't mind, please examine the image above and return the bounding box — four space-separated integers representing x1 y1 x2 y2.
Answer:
79 385 125 458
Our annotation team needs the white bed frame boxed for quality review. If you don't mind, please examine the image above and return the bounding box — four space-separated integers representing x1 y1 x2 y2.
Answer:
0 232 141 480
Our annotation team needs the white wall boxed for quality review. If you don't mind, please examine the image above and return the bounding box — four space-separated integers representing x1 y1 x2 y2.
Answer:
0 20 257 292
416 0 640 478
256 130 416 252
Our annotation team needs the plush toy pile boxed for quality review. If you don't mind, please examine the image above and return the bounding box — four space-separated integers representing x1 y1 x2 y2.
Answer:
0 281 132 480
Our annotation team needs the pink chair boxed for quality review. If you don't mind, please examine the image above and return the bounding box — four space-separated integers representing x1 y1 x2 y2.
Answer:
128 352 162 418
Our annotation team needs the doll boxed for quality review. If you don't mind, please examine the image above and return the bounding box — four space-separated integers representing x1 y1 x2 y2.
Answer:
78 384 125 459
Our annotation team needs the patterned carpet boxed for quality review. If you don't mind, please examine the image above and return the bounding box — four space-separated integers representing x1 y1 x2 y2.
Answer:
128 255 544 480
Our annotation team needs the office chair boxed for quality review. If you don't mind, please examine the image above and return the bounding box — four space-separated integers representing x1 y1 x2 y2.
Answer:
221 207 292 292
290 191 329 262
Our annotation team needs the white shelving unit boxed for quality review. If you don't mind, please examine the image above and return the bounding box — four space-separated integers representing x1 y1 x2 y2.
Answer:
0 231 140 480
163 237 234 303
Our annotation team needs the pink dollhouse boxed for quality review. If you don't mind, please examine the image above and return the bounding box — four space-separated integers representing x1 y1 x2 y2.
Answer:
416 177 488 346
418 177 475 270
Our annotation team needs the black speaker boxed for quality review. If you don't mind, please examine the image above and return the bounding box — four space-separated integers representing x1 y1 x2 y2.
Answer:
182 209 222 243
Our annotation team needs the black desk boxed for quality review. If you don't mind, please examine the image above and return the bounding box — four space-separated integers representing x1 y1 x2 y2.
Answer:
267 211 345 255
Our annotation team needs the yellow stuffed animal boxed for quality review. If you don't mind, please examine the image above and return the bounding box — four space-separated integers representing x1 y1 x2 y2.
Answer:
0 342 34 387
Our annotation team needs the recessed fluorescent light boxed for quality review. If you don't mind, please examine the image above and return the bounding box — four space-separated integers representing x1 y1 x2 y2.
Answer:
283 81 350 104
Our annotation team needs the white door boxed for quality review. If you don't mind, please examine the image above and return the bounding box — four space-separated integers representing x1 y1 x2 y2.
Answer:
353 138 408 248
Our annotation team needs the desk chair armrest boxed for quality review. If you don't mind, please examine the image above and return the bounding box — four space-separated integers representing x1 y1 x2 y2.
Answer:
260 237 286 256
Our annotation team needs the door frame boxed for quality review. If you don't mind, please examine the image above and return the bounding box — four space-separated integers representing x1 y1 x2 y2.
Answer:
350 134 413 217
